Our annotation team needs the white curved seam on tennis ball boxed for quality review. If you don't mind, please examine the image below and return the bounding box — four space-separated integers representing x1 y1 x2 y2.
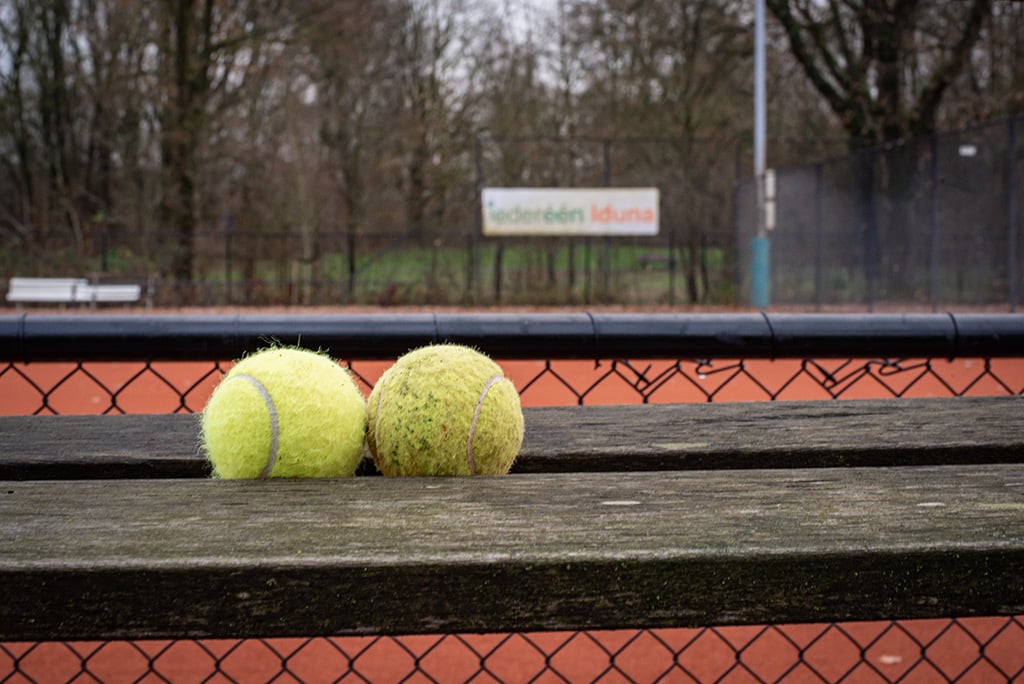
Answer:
232 373 280 478
467 374 505 476
374 376 387 464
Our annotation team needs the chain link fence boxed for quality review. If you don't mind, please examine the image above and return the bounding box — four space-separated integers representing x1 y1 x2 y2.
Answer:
2 356 1024 415
1 134 852 309
2 341 1023 682
4 618 1024 683
736 114 1024 311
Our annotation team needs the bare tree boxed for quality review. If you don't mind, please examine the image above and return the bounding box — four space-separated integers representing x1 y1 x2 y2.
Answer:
0 1 40 247
389 0 481 239
563 0 751 302
306 2 377 300
944 0 1024 123
300 1 412 299
0 1 83 250
154 0 298 286
766 0 992 146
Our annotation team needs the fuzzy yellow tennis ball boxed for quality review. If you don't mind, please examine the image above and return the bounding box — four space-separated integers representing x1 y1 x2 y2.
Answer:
201 347 367 478
367 344 523 476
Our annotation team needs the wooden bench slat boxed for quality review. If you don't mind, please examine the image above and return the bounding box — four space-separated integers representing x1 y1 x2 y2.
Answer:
1 397 1020 479
1 464 1022 640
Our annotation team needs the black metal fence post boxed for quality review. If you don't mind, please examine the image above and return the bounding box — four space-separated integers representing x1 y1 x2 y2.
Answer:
99 223 109 273
668 225 676 305
584 239 592 305
814 163 823 312
732 142 743 307
470 135 485 306
602 138 612 303
1008 116 1018 313
224 216 234 306
494 243 504 304
930 134 940 312
345 229 356 303
860 149 878 312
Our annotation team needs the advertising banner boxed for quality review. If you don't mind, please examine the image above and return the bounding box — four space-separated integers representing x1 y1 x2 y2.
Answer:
482 187 659 236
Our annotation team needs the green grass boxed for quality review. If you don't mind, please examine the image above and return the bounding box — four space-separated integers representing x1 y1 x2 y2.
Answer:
203 241 734 306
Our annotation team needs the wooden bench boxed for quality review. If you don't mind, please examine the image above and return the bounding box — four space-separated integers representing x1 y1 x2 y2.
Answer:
6 277 142 307
1 395 1022 641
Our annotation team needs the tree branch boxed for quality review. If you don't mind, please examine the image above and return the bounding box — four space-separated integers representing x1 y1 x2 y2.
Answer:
912 0 991 135
766 0 866 138
793 1 851 94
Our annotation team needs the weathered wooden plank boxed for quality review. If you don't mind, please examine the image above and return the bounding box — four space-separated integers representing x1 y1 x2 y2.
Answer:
0 396 1021 479
0 412 211 479
1 464 1023 640
522 395 1024 472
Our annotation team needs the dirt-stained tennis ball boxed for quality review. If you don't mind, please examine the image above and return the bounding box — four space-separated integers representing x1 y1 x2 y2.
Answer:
201 347 367 478
367 344 524 476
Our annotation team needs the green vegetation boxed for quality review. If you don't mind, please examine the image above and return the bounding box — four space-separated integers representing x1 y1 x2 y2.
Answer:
125 237 736 307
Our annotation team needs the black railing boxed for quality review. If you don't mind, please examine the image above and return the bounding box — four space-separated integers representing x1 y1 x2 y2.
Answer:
2 312 1023 362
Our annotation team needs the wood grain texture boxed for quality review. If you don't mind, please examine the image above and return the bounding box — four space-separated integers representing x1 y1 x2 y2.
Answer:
1 396 1021 479
2 464 1023 639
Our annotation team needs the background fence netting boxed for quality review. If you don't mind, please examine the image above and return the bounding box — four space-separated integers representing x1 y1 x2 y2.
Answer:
2 313 1023 683
735 115 1024 312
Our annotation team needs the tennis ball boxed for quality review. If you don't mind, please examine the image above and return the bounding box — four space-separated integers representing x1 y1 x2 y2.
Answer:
367 344 524 476
201 347 367 479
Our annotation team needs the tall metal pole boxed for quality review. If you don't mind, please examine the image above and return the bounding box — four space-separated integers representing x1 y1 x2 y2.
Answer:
754 0 766 189
751 0 770 308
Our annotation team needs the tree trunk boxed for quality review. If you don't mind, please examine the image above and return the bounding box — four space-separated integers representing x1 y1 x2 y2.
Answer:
159 0 211 287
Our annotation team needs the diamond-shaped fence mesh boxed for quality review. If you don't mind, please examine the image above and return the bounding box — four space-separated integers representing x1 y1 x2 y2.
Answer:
3 356 1023 415
2 351 1022 683
3 618 1023 683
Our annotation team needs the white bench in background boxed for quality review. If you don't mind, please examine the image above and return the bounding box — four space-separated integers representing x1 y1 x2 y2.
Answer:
78 282 143 304
6 277 142 307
